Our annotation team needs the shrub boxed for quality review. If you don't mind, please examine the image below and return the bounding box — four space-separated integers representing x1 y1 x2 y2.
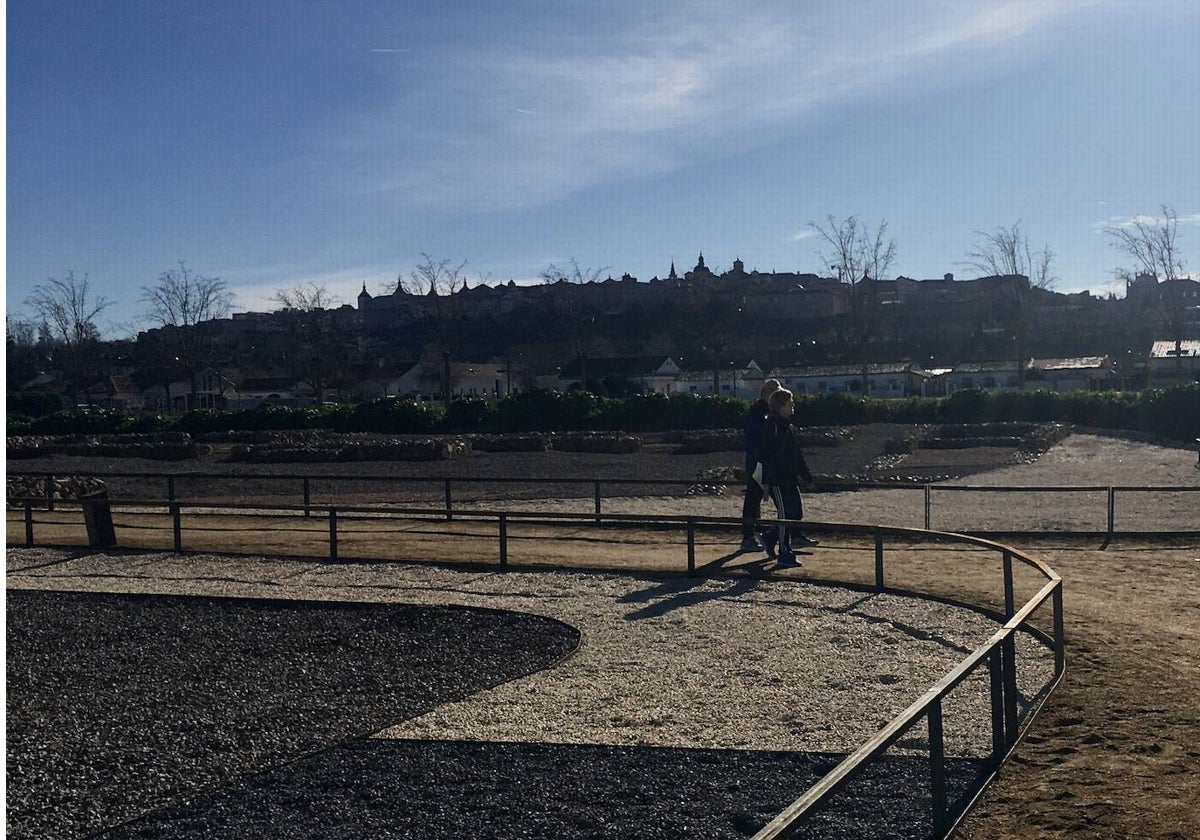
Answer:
493 389 610 432
603 394 744 431
343 398 442 434
7 391 63 418
442 398 498 432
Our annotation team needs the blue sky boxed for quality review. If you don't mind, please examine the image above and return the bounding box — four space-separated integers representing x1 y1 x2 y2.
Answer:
7 0 1200 336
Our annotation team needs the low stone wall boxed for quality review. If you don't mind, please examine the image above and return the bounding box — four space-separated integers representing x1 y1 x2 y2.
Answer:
229 437 472 463
471 434 550 453
7 434 202 461
885 423 1070 455
550 433 641 454
7 475 107 506
675 427 854 454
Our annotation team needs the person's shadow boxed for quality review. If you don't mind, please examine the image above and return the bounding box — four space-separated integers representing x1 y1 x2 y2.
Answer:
618 550 773 621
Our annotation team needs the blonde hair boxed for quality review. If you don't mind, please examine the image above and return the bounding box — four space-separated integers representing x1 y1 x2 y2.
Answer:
767 387 793 415
760 378 782 399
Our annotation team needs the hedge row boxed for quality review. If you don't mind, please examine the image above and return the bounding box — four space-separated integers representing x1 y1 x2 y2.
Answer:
6 385 1199 442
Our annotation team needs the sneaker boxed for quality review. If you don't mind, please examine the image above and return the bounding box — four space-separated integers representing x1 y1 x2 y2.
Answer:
777 551 800 566
739 535 762 551
794 534 820 548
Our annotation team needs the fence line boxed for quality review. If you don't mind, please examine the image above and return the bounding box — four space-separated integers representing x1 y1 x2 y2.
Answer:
9 470 1199 538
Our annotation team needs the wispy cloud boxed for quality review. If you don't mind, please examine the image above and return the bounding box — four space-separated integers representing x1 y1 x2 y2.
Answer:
1093 211 1200 230
329 0 1107 211
788 229 818 243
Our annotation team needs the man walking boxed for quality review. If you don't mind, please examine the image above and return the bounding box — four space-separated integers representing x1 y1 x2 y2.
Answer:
760 387 819 565
740 378 781 551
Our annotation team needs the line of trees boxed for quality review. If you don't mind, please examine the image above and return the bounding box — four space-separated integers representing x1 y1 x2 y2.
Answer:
8 206 1195 414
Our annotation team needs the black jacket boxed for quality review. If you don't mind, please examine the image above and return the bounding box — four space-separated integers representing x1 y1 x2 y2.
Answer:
760 416 814 486
742 398 770 465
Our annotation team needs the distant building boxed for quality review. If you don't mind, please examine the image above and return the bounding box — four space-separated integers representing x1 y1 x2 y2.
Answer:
558 356 681 394
229 377 312 409
392 361 511 399
1026 357 1117 391
670 360 765 399
942 362 1021 394
1148 339 1200 382
768 362 923 398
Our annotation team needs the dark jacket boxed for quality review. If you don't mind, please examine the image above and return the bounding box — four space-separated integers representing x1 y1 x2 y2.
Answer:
742 398 770 468
760 416 814 486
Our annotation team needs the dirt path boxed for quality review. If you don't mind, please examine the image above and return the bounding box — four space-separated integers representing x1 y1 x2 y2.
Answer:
956 541 1200 840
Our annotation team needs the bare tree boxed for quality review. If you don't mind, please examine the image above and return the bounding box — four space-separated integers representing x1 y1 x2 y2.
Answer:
274 281 339 312
25 271 112 405
540 258 607 392
141 262 234 410
1104 205 1186 282
394 255 468 404
272 283 345 403
1104 206 1190 382
809 215 897 394
963 221 1056 388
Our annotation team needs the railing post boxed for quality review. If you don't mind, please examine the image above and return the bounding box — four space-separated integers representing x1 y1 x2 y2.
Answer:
1053 582 1066 677
46 473 55 512
874 529 885 593
1106 486 1115 541
499 513 508 569
25 500 34 546
594 481 602 523
924 484 932 530
686 517 696 575
1002 550 1015 619
329 507 338 562
444 479 453 521
988 647 1006 764
303 478 311 518
1002 633 1019 748
171 503 182 552
167 475 176 504
928 698 949 836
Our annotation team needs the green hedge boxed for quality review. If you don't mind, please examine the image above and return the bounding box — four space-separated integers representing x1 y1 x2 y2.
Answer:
8 385 1199 442
6 391 63 418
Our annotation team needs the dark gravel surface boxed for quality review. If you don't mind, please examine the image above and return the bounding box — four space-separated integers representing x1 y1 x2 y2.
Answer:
5 590 580 840
98 740 986 839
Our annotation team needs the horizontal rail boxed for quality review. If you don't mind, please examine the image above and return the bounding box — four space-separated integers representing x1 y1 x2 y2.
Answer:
10 469 1198 494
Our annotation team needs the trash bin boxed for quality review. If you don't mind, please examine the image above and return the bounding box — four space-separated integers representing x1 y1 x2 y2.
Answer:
81 489 117 548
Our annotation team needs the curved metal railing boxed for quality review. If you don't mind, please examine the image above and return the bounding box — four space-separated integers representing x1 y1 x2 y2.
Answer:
7 488 1064 837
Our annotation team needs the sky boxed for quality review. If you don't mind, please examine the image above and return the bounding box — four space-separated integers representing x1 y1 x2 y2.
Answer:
6 0 1200 337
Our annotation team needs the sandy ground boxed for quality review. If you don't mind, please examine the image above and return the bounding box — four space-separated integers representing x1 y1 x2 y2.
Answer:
6 433 1200 837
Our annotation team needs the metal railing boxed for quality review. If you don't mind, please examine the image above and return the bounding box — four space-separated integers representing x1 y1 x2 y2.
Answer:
752 530 1063 838
8 469 1199 537
8 488 1064 837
